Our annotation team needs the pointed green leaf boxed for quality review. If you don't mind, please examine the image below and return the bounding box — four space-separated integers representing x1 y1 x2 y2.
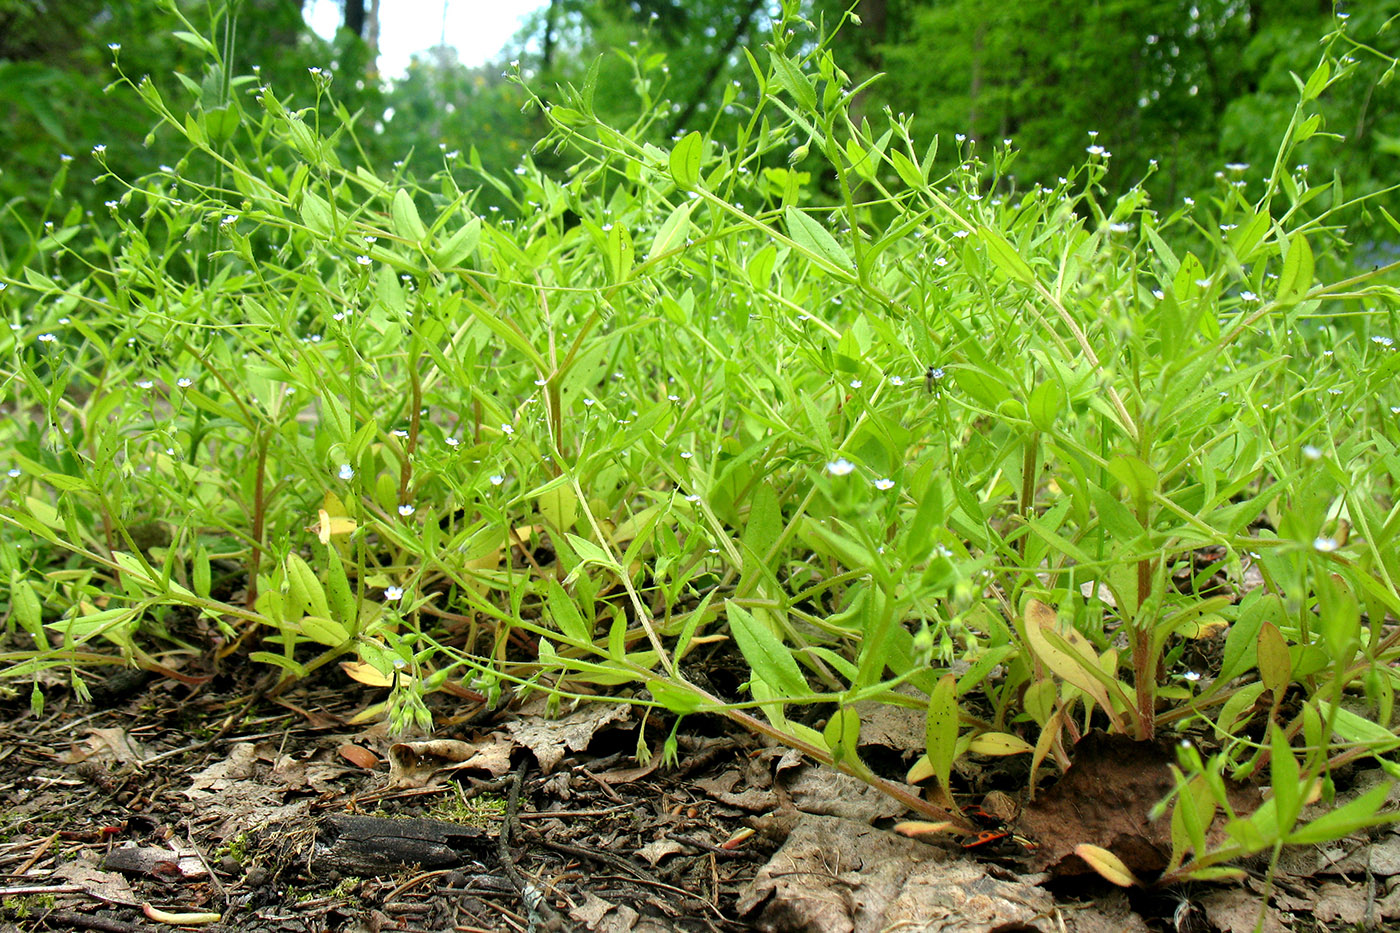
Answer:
726 601 808 699
647 200 695 262
784 206 852 273
925 673 960 797
670 132 703 189
391 188 427 243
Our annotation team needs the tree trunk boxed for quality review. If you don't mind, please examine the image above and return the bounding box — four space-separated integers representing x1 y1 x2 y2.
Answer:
344 0 365 38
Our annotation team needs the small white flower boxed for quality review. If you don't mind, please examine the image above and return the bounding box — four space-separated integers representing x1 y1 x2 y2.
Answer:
1372 336 1394 348
850 379 863 389
826 458 856 476
176 377 193 388
1302 444 1322 461
489 474 505 486
398 504 416 517
681 451 693 459
873 478 895 490
355 255 371 266
1313 536 1339 552
1183 670 1202 682
889 375 905 386
583 398 596 407
37 333 57 343
1225 163 1249 172
1240 291 1258 302
1109 222 1134 233
338 464 355 480
445 436 459 447
685 494 701 502
136 379 154 389
391 429 409 438
1087 145 1107 157
667 394 680 401
93 144 107 155
108 43 121 51
384 585 404 601
501 424 514 435
6 468 20 478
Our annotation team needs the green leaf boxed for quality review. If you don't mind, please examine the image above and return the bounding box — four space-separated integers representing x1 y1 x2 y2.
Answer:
1257 621 1291 694
172 30 217 55
1027 380 1065 432
647 200 695 262
1302 61 1330 102
1214 593 1276 686
979 227 1035 285
285 553 330 620
648 678 708 714
1270 726 1302 830
298 190 334 236
301 615 350 647
1287 781 1395 846
726 601 808 699
606 222 634 283
391 188 427 244
433 217 481 268
325 545 355 631
784 206 853 273
192 545 211 600
670 132 703 189
548 578 591 644
1275 232 1314 307
890 149 925 189
1106 455 1158 503
9 574 43 636
768 50 816 110
925 673 960 798
824 706 861 762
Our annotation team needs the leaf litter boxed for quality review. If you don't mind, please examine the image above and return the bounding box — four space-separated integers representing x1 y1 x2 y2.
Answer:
0 661 1397 932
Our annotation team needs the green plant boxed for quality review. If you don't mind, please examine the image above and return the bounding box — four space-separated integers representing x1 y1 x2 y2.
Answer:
2 0 1399 886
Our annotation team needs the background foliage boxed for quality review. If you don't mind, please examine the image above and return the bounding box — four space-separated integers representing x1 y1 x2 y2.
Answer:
3 0 1397 257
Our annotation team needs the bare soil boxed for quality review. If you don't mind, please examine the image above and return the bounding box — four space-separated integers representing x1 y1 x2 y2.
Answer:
1 660 1396 932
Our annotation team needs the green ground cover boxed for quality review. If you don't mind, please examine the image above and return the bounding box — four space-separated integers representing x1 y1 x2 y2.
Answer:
3 2 1400 893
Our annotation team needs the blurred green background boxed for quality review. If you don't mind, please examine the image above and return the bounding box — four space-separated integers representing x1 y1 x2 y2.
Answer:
2 0 1396 258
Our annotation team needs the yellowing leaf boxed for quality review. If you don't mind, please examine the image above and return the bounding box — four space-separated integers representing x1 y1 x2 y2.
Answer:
1178 615 1229 639
906 754 935 783
894 820 955 838
309 508 358 544
341 660 394 688
1023 599 1124 730
967 732 1035 756
1074 844 1140 887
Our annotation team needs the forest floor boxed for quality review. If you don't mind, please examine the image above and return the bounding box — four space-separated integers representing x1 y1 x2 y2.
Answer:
1 656 1398 933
